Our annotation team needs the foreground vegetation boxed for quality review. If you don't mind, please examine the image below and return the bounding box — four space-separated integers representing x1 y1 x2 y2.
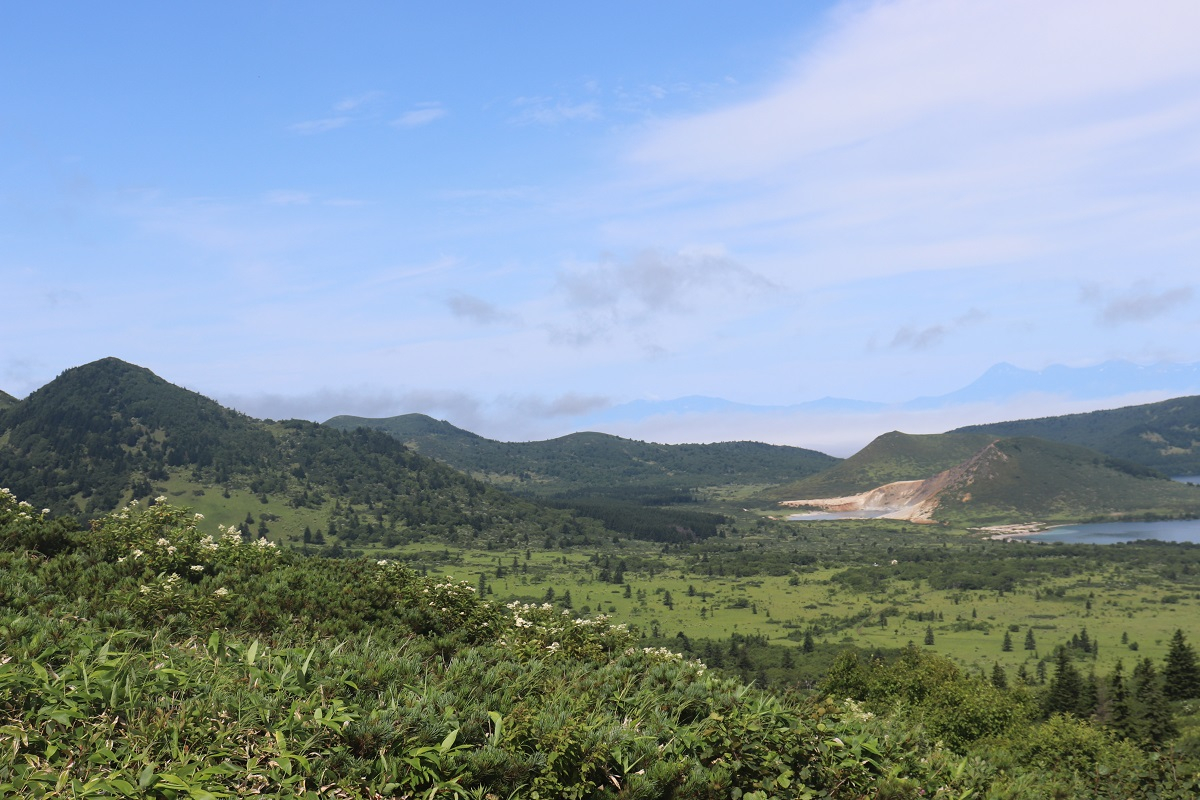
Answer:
3 490 1200 798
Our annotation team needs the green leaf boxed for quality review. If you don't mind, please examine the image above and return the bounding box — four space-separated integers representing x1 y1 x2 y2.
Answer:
245 639 260 666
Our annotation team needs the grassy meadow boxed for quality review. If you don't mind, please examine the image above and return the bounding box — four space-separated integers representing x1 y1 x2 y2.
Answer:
138 470 1199 686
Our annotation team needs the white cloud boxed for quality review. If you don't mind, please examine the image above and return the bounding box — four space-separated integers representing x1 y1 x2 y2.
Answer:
392 103 447 129
334 90 386 112
616 0 1200 292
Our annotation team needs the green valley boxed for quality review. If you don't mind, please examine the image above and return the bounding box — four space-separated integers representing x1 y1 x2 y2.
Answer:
3 358 1200 797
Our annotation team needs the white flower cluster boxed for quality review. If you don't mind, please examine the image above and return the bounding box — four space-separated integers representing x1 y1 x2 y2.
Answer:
0 488 49 522
841 698 875 722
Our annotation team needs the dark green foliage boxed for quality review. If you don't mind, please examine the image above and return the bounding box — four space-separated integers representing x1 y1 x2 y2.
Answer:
546 496 728 542
955 394 1200 475
1163 629 1200 701
763 430 995 500
1133 657 1179 743
770 430 1200 525
0 358 274 516
1044 647 1085 717
4 491 1200 798
0 359 624 549
325 413 840 496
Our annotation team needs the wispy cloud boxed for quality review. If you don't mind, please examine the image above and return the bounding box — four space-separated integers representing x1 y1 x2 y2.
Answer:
263 190 312 206
1094 285 1194 325
558 248 773 315
618 0 1200 294
510 96 600 126
882 309 987 352
392 103 447 129
507 392 611 419
288 117 350 135
290 90 387 134
548 248 775 347
334 90 386 112
445 293 514 325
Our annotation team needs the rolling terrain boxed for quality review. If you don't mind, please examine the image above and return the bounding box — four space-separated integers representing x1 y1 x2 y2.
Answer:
770 432 1200 525
954 394 1200 476
0 358 622 547
325 412 839 497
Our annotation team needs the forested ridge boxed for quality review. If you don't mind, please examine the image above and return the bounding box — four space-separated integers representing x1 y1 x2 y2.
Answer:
954 394 1200 476
325 413 839 496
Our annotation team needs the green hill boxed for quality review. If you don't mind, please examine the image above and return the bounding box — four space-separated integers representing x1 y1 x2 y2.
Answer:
764 431 1200 525
760 431 995 501
953 394 1200 476
924 437 1200 525
0 358 617 548
325 412 839 498
0 388 16 411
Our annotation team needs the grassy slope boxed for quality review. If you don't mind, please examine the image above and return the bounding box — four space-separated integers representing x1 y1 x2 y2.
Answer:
954 394 1200 476
929 437 1200 525
326 412 840 496
0 359 610 551
760 431 996 501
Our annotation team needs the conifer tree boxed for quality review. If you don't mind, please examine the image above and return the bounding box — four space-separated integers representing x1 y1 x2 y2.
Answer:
1133 657 1178 744
1108 660 1135 741
1162 629 1200 701
924 625 935 645
991 662 1008 690
1024 628 1036 650
1044 647 1083 717
1002 630 1013 652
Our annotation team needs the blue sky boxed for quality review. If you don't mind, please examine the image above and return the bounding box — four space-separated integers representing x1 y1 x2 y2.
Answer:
4 1 1200 451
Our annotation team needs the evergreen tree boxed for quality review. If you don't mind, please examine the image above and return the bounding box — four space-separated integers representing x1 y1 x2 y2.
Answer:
1002 630 1013 652
991 662 1008 690
1108 660 1135 741
1024 628 1036 650
924 625 935 646
1133 657 1178 744
1044 647 1083 717
1162 629 1200 701
802 630 815 654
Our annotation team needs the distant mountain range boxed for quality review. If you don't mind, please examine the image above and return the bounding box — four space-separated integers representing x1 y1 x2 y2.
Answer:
574 360 1200 425
5 357 1200 531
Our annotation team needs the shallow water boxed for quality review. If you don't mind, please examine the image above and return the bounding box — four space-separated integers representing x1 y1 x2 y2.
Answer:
1024 518 1200 545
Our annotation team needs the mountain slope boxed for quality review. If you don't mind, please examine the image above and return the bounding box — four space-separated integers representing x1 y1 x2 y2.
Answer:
777 435 1200 525
0 389 16 411
760 431 996 501
325 412 840 497
0 359 613 548
953 394 1200 476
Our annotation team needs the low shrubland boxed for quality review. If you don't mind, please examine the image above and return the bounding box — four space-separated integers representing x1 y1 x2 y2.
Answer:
2 489 1199 798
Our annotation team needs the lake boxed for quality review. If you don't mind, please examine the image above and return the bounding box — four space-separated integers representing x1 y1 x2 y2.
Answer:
786 510 898 521
1024 518 1200 545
